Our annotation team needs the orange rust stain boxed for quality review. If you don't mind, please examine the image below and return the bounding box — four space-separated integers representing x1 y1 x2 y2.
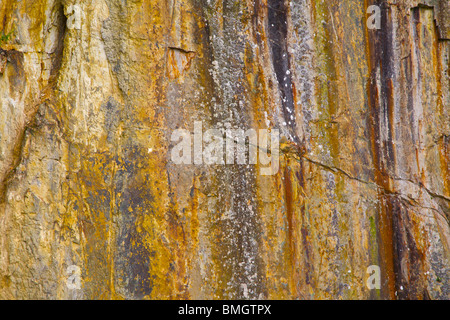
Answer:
282 161 300 298
434 29 450 200
364 6 397 298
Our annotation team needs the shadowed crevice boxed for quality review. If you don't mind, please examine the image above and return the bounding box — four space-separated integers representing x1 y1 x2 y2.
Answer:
268 0 300 144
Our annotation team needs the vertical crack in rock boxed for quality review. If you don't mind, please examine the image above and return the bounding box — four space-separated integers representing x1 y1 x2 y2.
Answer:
50 3 67 79
268 0 300 144
366 1 447 299
267 3 308 297
366 0 399 300
392 198 428 299
0 49 25 204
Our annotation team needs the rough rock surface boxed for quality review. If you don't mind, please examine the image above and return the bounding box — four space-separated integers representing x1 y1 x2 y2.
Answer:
0 0 448 299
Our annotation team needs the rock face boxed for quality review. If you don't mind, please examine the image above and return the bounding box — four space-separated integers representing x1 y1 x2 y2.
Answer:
0 0 448 300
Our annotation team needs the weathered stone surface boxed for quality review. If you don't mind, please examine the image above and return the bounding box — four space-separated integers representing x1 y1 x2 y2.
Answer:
0 0 448 299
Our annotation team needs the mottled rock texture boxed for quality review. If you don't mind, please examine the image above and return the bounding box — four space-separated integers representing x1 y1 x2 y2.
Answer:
0 0 449 300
